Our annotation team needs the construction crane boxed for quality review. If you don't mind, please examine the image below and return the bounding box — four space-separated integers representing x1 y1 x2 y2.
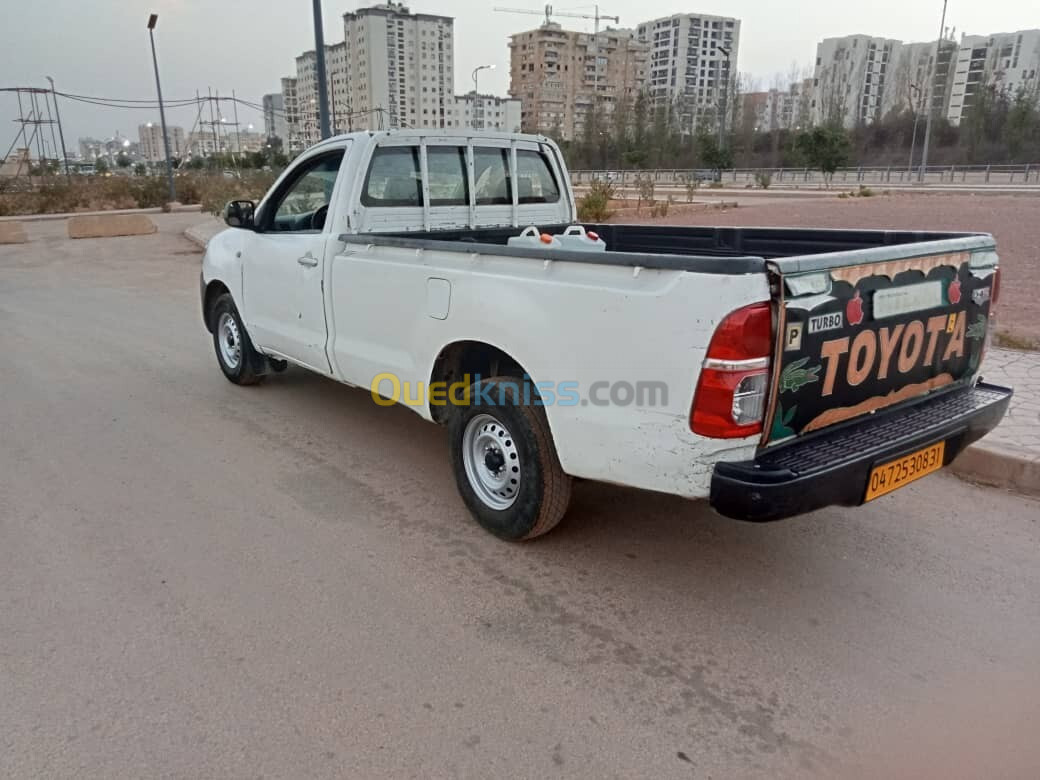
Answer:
494 5 618 29
494 5 620 126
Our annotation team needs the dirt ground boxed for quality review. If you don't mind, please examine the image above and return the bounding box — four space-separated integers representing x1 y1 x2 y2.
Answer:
628 192 1040 345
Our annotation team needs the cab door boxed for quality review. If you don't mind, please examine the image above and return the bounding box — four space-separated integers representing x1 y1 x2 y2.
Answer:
240 145 347 372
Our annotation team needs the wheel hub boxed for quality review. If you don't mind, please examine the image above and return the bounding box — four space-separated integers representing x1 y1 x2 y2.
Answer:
462 414 521 510
217 311 242 370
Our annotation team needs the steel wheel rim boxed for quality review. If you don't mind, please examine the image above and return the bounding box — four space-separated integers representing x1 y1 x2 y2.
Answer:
217 311 242 370
462 413 521 510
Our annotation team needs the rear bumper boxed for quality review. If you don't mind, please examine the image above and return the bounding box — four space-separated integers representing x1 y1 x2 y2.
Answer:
710 382 1013 522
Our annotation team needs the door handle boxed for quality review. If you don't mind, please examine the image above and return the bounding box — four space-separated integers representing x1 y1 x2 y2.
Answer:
297 255 319 268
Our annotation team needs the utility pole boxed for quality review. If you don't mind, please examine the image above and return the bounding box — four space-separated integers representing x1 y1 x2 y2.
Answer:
312 0 331 139
918 0 948 183
147 13 177 203
45 77 71 178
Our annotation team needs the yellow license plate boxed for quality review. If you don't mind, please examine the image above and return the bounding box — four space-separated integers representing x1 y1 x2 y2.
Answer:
865 441 946 501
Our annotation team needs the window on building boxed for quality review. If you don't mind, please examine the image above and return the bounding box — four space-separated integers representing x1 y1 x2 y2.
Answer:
362 146 421 207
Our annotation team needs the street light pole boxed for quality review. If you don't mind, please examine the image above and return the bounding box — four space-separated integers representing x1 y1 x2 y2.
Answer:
471 64 495 130
918 0 948 183
147 14 177 203
717 46 732 150
45 77 71 178
311 0 331 139
907 83 922 177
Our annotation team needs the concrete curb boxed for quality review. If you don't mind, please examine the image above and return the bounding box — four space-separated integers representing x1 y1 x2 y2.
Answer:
0 221 28 244
68 214 157 239
184 220 223 250
951 442 1040 497
0 204 202 224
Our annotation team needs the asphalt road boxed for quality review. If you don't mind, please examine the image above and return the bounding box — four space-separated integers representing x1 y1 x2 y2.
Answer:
2 216 1039 779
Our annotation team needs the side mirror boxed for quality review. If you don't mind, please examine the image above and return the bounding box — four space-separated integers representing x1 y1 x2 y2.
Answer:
223 199 255 229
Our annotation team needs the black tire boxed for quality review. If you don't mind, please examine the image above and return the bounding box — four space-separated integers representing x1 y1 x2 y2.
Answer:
210 293 264 386
448 377 572 541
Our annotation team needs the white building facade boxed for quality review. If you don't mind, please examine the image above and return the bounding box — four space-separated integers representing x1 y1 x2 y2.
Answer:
450 94 521 131
341 2 454 130
137 123 185 162
947 30 1040 124
636 12 741 135
279 77 303 152
262 93 288 143
811 35 899 127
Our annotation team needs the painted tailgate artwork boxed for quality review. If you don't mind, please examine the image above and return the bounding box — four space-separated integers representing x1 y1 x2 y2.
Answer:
768 249 998 450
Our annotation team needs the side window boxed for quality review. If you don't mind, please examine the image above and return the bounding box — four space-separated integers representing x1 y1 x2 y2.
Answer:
473 147 512 205
268 151 344 232
426 146 468 207
362 146 422 207
516 150 561 204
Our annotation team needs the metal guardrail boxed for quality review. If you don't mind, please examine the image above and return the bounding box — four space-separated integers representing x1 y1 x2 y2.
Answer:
571 164 1040 187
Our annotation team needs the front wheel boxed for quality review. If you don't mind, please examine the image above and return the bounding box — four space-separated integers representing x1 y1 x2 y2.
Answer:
210 293 264 385
448 377 572 540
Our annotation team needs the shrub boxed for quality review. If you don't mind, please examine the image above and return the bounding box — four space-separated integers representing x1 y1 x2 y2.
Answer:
577 179 615 222
649 195 672 218
856 185 875 197
754 171 772 189
634 174 655 212
680 174 700 202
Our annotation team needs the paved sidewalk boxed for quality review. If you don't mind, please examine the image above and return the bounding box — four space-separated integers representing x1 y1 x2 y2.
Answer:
952 347 1040 496
183 219 1040 496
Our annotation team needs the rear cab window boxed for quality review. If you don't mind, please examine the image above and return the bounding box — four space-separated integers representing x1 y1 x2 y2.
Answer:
362 146 422 207
356 139 569 226
516 149 560 204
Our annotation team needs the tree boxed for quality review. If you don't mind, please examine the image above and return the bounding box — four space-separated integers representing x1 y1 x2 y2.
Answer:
697 130 733 173
116 153 131 169
94 158 109 175
795 126 851 185
133 163 147 176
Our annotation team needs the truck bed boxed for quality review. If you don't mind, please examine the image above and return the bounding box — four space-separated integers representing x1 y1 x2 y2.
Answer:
340 223 992 274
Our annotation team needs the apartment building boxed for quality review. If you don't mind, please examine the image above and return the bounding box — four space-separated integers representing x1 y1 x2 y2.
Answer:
279 77 303 152
342 2 454 130
451 93 521 131
636 13 740 134
262 93 288 143
947 30 1040 124
743 79 814 132
294 44 348 146
509 22 646 140
811 35 900 126
137 123 185 162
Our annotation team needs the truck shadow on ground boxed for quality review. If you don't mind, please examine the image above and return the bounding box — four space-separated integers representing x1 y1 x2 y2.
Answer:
258 366 889 604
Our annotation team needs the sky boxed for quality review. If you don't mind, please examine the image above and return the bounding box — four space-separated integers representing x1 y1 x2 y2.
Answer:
1 0 1037 149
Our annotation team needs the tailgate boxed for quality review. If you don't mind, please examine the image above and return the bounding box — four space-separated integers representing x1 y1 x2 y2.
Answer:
765 236 999 444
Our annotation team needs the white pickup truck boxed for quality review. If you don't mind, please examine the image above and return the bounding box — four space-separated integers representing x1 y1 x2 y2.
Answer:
201 129 1012 540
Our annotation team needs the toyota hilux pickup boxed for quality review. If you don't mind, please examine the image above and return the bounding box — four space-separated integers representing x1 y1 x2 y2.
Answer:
200 129 1012 540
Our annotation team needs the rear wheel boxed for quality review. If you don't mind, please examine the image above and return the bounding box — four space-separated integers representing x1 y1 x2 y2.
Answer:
449 377 571 540
210 293 264 385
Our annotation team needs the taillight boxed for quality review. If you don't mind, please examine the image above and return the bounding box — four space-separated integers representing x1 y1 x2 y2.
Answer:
690 302 773 438
990 267 1001 311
